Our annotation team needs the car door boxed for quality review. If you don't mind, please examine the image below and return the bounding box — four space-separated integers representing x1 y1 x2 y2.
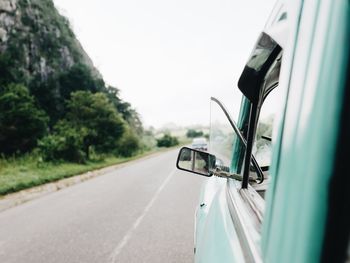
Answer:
262 0 350 262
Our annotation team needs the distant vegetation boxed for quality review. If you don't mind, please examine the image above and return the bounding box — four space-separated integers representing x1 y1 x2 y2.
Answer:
156 133 179 148
186 129 203 138
186 129 208 139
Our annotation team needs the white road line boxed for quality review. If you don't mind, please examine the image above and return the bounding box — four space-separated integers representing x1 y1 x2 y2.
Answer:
109 169 176 263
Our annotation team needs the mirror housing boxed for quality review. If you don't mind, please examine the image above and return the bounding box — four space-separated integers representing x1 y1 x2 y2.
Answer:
176 147 216 177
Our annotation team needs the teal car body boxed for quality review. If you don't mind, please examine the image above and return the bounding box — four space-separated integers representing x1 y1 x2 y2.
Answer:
180 0 350 262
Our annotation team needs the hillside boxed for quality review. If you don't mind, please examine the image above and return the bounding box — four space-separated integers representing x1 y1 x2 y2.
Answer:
0 0 109 122
0 0 143 157
0 0 98 81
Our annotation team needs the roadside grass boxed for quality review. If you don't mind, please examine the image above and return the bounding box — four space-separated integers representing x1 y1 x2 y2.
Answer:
0 136 191 197
0 150 163 197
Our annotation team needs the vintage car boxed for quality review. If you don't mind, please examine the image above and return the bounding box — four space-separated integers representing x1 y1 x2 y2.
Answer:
176 0 349 262
192 137 209 151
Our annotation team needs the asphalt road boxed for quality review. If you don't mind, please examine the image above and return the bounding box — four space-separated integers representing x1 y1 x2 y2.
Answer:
0 149 205 263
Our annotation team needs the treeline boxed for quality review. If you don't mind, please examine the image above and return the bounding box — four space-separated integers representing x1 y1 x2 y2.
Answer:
0 63 144 162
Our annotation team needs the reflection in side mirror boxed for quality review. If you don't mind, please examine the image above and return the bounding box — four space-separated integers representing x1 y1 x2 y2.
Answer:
176 147 216 177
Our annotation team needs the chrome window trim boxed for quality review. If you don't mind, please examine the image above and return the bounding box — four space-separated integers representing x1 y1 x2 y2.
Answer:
226 180 264 263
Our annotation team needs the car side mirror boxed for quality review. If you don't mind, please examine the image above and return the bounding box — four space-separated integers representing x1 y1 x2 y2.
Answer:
176 147 216 177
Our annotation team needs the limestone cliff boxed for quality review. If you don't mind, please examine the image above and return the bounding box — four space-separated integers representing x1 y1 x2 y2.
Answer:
0 0 100 83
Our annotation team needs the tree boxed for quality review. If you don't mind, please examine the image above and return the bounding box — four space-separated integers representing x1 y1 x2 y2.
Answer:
105 86 143 135
157 133 179 148
59 64 105 99
186 129 204 138
0 54 20 86
29 74 64 126
116 128 140 157
65 91 125 158
38 120 86 163
0 83 48 154
30 64 106 126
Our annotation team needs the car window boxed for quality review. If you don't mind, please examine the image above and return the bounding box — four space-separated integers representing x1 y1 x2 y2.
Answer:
249 51 282 198
209 100 242 169
253 89 278 168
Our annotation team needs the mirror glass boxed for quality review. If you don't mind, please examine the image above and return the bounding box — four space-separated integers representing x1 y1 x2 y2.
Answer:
176 147 216 177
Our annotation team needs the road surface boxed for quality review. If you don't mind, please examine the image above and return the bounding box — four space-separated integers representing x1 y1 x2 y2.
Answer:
0 148 205 263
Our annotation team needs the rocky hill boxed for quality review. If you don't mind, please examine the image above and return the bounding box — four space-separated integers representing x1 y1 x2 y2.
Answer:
0 0 143 156
0 0 99 83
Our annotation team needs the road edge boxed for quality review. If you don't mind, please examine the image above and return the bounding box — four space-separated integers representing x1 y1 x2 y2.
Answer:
0 147 179 213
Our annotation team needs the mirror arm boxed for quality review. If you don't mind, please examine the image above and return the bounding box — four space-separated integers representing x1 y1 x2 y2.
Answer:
212 167 258 182
212 167 243 180
211 168 256 182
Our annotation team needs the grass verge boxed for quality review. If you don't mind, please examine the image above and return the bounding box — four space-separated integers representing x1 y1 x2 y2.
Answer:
0 148 173 197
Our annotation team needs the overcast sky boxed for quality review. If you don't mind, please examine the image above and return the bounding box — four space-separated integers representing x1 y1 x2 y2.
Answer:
53 0 276 128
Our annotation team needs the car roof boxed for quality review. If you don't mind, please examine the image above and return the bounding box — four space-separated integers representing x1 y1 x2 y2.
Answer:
192 137 207 143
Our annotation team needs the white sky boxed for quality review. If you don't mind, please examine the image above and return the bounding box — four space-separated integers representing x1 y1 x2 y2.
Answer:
53 0 276 128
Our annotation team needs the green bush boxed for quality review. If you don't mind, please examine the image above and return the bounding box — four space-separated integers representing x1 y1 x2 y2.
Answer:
186 129 204 138
38 91 129 162
157 133 179 148
0 83 48 155
141 135 157 151
38 121 86 163
117 129 140 157
66 91 125 157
